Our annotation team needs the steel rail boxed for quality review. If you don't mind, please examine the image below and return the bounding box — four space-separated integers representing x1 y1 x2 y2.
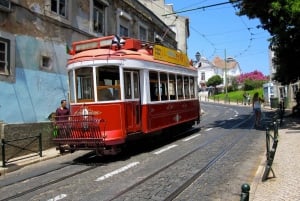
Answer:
106 116 251 201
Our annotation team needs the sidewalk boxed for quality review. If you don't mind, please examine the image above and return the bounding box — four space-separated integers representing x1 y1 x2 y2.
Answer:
250 112 300 200
0 147 61 176
201 99 300 200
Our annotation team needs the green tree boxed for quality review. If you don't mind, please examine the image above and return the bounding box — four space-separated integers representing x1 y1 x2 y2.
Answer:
207 75 222 87
231 0 300 84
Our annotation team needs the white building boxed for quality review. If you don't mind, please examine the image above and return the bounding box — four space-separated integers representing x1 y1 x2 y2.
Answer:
194 55 242 90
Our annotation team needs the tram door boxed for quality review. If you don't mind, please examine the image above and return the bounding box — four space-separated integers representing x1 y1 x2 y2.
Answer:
124 71 141 133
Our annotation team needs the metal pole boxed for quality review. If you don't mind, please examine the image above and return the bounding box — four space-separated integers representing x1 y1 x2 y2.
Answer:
39 133 42 157
2 139 6 167
240 183 250 201
225 49 228 96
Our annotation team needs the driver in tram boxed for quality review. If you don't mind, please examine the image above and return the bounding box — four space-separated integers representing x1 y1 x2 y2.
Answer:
98 80 114 101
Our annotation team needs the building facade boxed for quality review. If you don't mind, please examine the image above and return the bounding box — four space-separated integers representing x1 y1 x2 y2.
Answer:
138 0 189 53
0 0 177 124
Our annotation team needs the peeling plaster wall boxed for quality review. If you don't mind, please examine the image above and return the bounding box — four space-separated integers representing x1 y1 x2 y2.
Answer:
0 0 177 125
0 35 69 124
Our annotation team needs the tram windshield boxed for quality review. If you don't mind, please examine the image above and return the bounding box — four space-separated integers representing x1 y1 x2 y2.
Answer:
75 67 94 102
96 66 120 101
69 66 120 103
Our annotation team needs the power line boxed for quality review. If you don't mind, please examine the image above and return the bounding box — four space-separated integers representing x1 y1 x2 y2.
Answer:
162 1 242 16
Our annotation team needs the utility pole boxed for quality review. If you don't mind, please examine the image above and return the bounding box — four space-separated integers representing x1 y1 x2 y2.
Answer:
224 49 228 98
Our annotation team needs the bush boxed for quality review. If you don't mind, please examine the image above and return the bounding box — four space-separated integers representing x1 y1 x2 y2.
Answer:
243 79 265 90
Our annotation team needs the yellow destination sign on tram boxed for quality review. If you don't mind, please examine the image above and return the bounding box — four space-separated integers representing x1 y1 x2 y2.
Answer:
153 45 190 67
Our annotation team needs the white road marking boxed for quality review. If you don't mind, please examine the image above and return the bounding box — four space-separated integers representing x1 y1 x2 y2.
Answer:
47 194 67 201
205 128 213 131
95 162 140 181
182 134 201 142
153 144 178 155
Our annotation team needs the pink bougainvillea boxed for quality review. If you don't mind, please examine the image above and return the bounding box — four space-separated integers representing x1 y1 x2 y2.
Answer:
237 70 268 83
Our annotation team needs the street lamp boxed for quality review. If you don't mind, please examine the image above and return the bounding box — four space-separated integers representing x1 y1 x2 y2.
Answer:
195 52 201 62
195 52 201 67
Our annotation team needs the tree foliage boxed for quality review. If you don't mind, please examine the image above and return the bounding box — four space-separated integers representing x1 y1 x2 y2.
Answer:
237 70 268 90
231 0 300 84
237 70 268 83
206 75 222 87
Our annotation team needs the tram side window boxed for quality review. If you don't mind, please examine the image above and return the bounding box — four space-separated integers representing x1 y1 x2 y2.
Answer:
124 71 140 99
184 76 190 99
160 72 168 100
169 74 176 100
97 66 120 101
133 72 140 99
177 75 184 99
75 68 94 102
190 77 195 98
149 71 159 101
124 71 131 99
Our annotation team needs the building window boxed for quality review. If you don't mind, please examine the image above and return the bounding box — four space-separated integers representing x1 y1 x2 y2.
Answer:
40 56 52 70
118 9 132 37
51 0 66 17
201 72 205 81
139 25 147 41
120 24 129 37
93 0 105 34
0 38 9 75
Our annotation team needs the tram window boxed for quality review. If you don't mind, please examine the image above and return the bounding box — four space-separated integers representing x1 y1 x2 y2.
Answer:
133 72 140 99
97 66 120 101
177 75 184 99
75 68 94 102
169 74 176 100
190 77 195 98
124 71 139 99
124 71 131 99
184 76 190 99
149 71 159 101
160 72 168 100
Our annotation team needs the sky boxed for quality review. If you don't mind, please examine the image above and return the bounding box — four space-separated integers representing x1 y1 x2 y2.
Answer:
164 0 271 76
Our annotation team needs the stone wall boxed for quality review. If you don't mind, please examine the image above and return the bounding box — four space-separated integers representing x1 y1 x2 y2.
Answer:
0 122 56 162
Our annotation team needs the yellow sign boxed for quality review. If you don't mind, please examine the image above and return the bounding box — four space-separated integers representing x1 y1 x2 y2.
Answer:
153 45 190 67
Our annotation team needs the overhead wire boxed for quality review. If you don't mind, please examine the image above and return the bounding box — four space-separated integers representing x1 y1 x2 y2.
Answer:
160 0 267 62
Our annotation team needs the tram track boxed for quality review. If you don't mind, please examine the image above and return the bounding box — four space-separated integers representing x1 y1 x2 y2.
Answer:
106 115 252 201
0 104 257 201
0 165 98 201
0 163 73 188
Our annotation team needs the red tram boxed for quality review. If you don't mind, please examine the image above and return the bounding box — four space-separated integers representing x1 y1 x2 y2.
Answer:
53 35 200 155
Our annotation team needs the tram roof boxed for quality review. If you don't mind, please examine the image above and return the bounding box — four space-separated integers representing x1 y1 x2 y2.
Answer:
67 35 196 71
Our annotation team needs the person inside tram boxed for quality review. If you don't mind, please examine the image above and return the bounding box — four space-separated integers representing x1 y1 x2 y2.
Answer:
98 80 113 101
